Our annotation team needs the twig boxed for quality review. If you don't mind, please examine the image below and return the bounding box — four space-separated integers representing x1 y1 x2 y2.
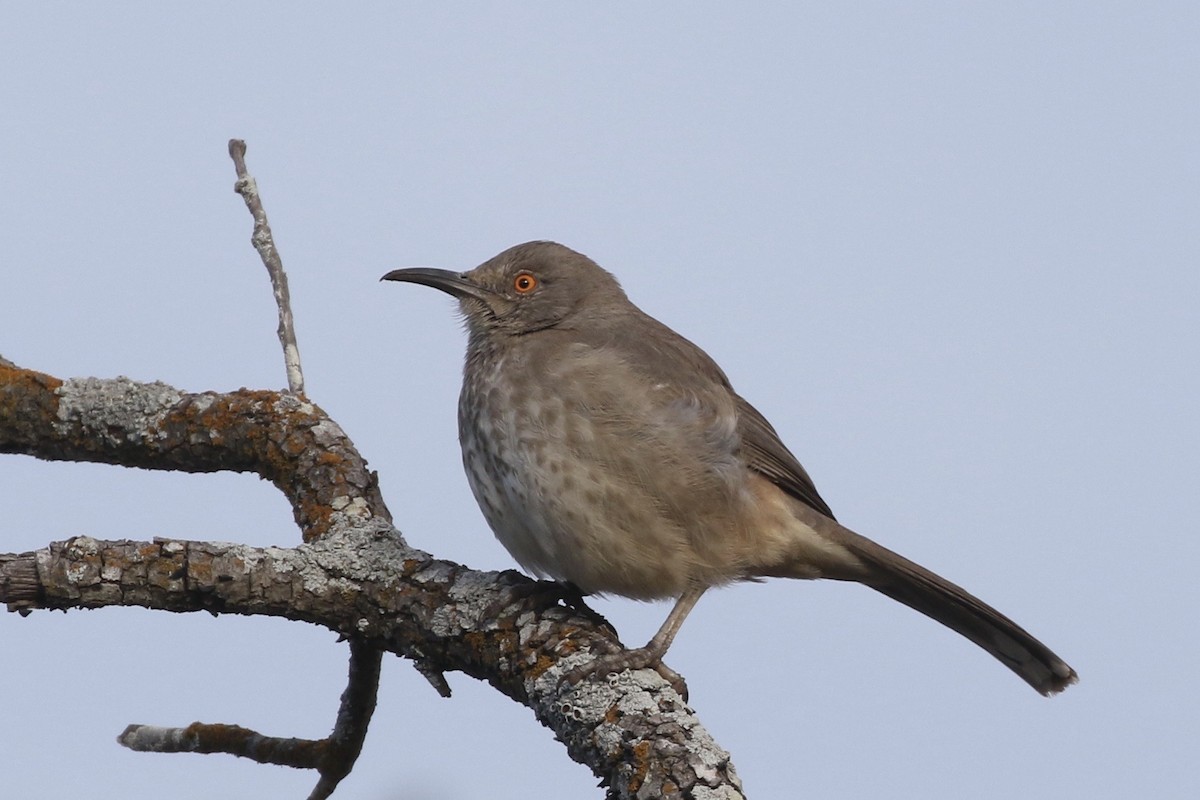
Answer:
116 638 382 800
228 139 305 396
118 723 321 768
309 638 383 799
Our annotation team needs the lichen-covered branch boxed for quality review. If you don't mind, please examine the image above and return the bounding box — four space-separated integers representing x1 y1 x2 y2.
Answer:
1 134 741 797
0 525 743 798
0 357 393 796
1 360 744 798
0 362 387 540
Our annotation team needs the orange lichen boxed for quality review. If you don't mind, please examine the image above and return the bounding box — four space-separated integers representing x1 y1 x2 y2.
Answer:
529 653 558 679
628 740 652 790
0 363 63 438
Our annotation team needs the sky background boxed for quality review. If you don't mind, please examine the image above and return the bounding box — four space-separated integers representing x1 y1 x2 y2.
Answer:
1 3 1196 798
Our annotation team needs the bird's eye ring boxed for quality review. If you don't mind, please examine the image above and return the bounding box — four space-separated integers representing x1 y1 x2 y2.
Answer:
513 273 538 294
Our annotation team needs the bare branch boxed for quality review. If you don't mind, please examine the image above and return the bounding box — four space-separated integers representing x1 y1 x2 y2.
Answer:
0 525 744 798
309 638 383 799
118 722 324 768
1 357 745 796
228 139 305 395
0 361 390 789
116 638 381 800
0 362 389 540
3 141 744 795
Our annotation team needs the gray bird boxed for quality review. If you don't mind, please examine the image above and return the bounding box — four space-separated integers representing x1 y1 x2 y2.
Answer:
383 241 1077 696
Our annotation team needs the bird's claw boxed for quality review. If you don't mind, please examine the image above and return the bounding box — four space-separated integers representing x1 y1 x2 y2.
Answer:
484 574 617 637
562 647 689 701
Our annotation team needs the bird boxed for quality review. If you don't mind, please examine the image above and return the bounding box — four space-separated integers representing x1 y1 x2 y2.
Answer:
382 241 1077 696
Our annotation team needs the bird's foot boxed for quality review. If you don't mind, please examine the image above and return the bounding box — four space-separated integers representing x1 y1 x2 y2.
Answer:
485 573 616 637
541 580 618 636
564 647 689 701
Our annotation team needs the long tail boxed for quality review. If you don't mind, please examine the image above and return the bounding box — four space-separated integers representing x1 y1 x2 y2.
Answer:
811 514 1078 695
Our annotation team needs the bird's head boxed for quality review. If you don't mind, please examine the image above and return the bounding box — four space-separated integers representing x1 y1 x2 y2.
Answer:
382 241 628 337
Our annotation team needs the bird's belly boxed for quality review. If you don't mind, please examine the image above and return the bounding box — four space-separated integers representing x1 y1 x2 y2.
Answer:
458 396 730 599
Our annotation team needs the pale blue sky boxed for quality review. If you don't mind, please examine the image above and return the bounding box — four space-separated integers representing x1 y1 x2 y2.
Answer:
2 4 1196 798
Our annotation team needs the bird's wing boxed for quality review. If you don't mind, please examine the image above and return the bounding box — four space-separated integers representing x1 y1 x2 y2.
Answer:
583 309 837 520
735 395 836 520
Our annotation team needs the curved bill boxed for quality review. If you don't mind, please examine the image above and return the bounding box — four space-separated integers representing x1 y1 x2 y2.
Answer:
380 267 497 306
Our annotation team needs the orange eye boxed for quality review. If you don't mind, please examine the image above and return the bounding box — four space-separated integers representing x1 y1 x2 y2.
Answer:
513 272 538 294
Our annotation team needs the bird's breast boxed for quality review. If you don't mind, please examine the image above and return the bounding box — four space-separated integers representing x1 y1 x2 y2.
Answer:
456 340 757 598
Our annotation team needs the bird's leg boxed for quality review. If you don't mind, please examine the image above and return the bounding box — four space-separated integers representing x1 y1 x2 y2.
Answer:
565 587 706 700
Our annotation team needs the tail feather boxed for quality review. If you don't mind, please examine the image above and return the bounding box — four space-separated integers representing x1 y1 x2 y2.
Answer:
827 523 1078 695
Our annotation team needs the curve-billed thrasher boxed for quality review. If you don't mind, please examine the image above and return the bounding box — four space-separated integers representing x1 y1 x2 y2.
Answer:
383 241 1077 696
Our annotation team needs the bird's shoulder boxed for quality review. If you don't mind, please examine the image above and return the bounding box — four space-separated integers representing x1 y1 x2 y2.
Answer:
557 307 738 400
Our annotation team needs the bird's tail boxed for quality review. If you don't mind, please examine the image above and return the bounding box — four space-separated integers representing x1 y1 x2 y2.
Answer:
825 523 1078 695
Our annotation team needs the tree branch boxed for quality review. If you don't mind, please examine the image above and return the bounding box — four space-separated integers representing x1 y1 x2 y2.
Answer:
229 139 305 395
1 528 743 798
1 137 741 800
0 362 387 540
1 363 745 798
117 637 382 800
